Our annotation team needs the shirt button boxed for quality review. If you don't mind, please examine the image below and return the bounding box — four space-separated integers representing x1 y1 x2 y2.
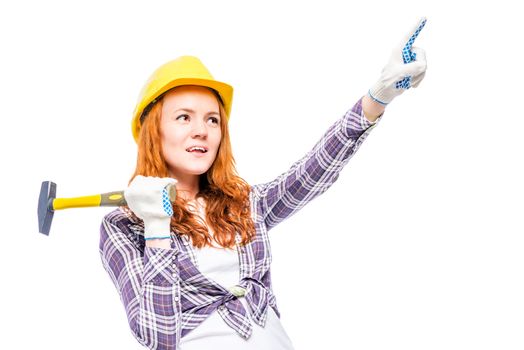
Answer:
219 305 225 311
174 296 180 302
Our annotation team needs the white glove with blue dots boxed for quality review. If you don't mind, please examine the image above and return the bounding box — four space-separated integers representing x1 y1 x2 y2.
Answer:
368 17 427 105
124 175 177 240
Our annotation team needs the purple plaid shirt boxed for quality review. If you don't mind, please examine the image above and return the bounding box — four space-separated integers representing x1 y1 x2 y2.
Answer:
99 98 381 349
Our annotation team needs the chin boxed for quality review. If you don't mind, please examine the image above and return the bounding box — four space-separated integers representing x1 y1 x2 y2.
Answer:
186 166 211 175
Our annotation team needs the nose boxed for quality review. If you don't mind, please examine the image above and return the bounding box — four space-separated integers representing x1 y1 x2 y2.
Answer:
191 118 208 139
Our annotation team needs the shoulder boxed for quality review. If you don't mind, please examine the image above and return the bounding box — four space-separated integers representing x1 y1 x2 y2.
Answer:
100 207 145 243
248 183 262 200
102 207 133 228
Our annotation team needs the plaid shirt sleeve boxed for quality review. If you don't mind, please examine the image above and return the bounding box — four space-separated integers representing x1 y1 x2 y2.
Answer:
252 97 381 231
99 214 181 349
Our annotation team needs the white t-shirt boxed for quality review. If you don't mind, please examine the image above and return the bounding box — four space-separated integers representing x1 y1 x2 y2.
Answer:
178 199 295 349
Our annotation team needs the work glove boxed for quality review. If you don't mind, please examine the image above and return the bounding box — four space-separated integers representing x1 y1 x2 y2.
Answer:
368 17 427 105
124 175 177 240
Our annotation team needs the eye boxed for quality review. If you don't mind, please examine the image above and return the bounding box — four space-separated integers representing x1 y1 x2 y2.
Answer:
208 116 220 125
176 114 189 121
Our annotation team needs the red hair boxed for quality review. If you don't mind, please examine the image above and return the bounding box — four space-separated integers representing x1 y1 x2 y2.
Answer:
127 88 255 248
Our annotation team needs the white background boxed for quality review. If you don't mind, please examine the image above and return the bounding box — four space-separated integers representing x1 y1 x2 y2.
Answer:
1 1 523 349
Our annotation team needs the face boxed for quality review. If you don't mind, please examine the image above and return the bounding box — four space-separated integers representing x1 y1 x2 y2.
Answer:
160 85 222 182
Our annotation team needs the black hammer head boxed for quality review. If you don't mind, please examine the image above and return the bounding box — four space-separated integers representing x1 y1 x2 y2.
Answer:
38 181 56 235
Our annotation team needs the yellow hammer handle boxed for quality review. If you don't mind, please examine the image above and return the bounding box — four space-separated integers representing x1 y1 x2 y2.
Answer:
50 186 175 211
52 191 127 210
53 195 102 210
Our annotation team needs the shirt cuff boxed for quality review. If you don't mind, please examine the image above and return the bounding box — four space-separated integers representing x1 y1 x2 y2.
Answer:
356 97 383 128
362 110 383 126
342 97 383 139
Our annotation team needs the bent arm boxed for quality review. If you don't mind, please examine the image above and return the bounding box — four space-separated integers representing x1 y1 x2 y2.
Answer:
99 211 181 349
252 97 382 231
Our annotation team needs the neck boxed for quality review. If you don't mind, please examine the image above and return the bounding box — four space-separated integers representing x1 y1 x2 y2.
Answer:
169 172 200 201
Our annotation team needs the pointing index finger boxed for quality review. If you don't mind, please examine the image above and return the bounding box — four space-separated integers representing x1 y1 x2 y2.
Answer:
400 17 427 64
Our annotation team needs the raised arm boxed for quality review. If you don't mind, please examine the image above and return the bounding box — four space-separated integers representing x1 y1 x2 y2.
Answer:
252 97 380 231
253 17 427 231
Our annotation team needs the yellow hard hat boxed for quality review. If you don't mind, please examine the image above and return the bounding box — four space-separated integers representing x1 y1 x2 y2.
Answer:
131 55 233 142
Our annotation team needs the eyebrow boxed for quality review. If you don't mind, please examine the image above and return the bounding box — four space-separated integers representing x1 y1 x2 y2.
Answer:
174 108 219 116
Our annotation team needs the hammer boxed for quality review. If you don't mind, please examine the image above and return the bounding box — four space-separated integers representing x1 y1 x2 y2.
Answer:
38 181 177 235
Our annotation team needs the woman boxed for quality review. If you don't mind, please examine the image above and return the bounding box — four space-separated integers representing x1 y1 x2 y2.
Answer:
99 19 427 350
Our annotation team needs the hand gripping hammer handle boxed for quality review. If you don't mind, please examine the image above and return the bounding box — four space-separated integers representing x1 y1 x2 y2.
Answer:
37 180 177 236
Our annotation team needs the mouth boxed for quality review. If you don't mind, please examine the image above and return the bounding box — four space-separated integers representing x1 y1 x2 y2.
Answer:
186 146 208 154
